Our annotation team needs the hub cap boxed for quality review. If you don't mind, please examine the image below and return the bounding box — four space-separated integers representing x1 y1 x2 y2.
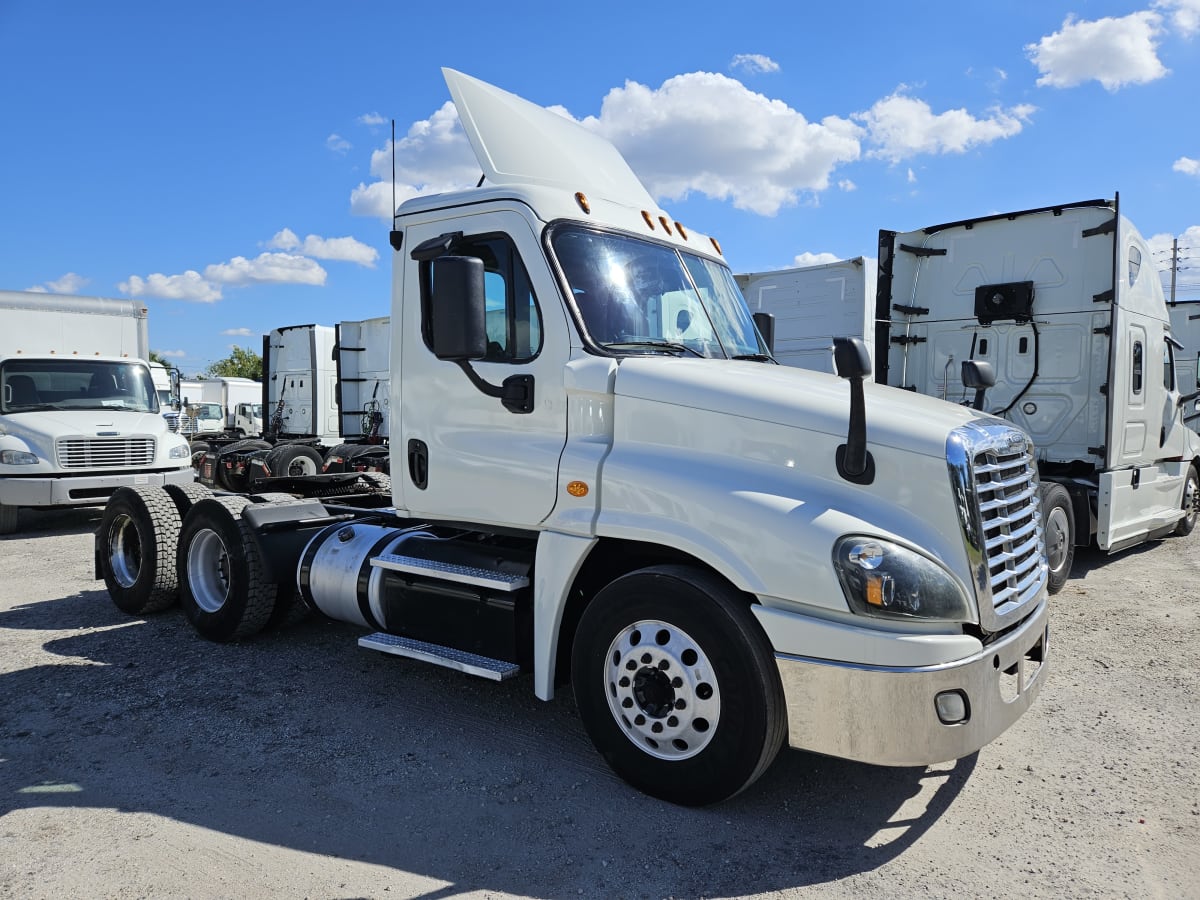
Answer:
107 513 141 588
187 528 232 613
603 619 720 760
1044 504 1071 575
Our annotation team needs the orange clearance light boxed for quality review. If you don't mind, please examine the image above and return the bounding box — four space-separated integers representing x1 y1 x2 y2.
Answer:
575 192 591 214
641 210 655 230
866 575 885 607
675 222 688 240
658 216 673 235
710 236 723 255
566 480 589 498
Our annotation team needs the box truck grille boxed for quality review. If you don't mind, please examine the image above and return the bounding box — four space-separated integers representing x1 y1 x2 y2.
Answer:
948 423 1047 632
56 437 156 469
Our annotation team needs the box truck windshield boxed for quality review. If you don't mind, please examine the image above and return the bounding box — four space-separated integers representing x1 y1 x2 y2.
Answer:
2 359 159 414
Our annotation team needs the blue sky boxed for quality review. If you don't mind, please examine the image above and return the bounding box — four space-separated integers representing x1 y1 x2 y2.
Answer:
2 1 1198 375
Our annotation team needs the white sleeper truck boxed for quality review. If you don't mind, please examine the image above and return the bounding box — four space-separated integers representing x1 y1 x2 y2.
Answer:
326 316 391 473
0 290 194 534
877 198 1200 590
94 70 1050 805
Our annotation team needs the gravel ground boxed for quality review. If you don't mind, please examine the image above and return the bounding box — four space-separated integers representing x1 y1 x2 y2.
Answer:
1 503 1198 899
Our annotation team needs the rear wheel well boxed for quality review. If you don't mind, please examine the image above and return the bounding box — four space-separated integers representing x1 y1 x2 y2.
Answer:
552 537 755 687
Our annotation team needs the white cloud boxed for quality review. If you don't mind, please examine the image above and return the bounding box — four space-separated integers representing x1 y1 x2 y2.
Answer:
1026 12 1168 91
327 133 351 154
120 271 222 303
266 228 378 267
27 272 89 294
791 251 843 267
838 179 857 192
358 112 386 126
155 349 187 359
907 168 917 183
221 328 255 337
1175 156 1200 176
350 100 482 218
857 91 1034 162
581 72 862 216
204 252 327 287
730 54 780 75
1154 0 1200 36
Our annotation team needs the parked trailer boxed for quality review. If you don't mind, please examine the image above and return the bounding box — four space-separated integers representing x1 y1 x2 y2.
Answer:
95 69 1050 806
327 316 391 474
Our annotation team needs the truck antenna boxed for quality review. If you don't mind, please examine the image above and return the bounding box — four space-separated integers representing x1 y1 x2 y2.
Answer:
389 120 403 252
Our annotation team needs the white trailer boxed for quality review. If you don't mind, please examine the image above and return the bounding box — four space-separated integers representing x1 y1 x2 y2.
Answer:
0 290 193 533
263 324 339 444
95 69 1050 806
334 316 391 442
736 258 875 373
876 198 1200 590
199 376 262 436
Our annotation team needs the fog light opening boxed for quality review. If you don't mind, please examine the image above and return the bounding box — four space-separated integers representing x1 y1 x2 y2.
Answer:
935 690 970 725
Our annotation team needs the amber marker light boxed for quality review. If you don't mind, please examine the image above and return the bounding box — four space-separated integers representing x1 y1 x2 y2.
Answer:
710 236 723 255
575 192 591 214
566 481 589 497
659 216 673 235
675 222 688 240
641 210 655 230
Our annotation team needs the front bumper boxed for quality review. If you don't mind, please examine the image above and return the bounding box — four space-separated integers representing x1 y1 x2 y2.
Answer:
0 467 195 507
775 599 1049 766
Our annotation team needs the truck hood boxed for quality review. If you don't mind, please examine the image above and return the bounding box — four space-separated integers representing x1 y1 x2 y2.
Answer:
1 408 170 441
613 357 991 459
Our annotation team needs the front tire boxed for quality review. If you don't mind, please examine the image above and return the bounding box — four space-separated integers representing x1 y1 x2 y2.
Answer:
1040 482 1074 595
571 565 786 806
0 502 18 535
1175 465 1199 536
97 486 182 614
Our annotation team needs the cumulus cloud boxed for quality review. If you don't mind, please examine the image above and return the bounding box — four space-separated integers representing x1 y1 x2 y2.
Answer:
581 72 862 216
838 179 857 192
730 54 780 75
266 228 378 267
358 112 386 126
204 253 326 287
1175 156 1200 176
221 328 255 337
1026 12 1168 91
327 133 351 154
857 90 1035 162
350 100 482 218
120 272 221 303
155 349 187 359
791 251 844 267
1154 0 1200 36
27 272 89 294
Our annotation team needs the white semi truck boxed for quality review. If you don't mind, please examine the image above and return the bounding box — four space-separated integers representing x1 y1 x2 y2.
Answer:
326 316 391 473
94 69 1050 805
0 290 194 534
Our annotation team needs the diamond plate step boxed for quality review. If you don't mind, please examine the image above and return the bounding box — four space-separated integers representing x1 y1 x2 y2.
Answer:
359 632 520 681
370 553 529 592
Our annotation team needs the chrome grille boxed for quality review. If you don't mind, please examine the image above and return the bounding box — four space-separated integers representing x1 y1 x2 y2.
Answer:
948 422 1047 632
56 437 156 469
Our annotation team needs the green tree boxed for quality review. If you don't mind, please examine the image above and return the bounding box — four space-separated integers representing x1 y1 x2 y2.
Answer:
148 350 170 366
206 345 263 380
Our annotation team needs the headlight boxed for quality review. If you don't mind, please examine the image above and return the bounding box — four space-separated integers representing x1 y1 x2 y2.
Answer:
833 535 974 622
168 442 192 460
0 449 39 465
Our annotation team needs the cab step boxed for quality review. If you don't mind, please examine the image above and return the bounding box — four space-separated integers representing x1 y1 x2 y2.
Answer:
370 553 529 592
358 632 521 681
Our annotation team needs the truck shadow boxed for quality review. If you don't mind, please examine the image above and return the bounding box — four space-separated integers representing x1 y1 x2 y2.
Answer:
1067 536 1177 580
0 591 976 896
0 506 103 539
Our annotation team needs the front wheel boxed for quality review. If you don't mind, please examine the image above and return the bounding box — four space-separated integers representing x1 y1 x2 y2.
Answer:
1175 465 1199 536
571 565 786 806
1040 482 1074 595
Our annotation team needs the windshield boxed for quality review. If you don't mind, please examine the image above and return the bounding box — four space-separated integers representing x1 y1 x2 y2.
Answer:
184 403 223 421
550 226 767 359
1 359 159 414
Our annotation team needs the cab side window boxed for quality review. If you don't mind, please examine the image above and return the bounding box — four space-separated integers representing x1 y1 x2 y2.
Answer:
422 234 542 363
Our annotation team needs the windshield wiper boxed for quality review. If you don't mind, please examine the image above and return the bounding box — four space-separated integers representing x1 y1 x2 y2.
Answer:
732 353 778 363
604 340 706 358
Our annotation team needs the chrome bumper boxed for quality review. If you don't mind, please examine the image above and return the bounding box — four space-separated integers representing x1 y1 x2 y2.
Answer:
775 600 1049 766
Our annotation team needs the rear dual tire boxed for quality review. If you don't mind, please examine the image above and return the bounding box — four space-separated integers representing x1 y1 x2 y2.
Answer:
97 486 182 615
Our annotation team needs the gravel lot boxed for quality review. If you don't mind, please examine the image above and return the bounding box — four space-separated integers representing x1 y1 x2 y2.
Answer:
1 503 1198 899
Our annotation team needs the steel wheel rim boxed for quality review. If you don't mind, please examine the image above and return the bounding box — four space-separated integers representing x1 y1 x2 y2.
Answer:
188 528 231 614
1045 505 1071 575
288 456 318 477
603 619 720 761
107 513 140 589
1185 474 1199 528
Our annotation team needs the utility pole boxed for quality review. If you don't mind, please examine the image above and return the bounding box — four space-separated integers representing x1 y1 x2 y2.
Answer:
1171 237 1178 305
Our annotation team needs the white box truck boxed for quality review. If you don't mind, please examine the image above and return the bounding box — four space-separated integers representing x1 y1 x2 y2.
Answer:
0 290 194 533
177 380 225 436
94 69 1050 806
198 376 263 437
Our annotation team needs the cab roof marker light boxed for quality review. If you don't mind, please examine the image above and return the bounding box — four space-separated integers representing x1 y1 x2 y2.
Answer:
642 211 656 230
710 236 723 256
659 216 673 236
575 192 591 214
675 222 689 240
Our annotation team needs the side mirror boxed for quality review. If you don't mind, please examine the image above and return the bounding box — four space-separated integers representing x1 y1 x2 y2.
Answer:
833 337 874 484
430 256 488 361
752 312 775 355
961 360 996 411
